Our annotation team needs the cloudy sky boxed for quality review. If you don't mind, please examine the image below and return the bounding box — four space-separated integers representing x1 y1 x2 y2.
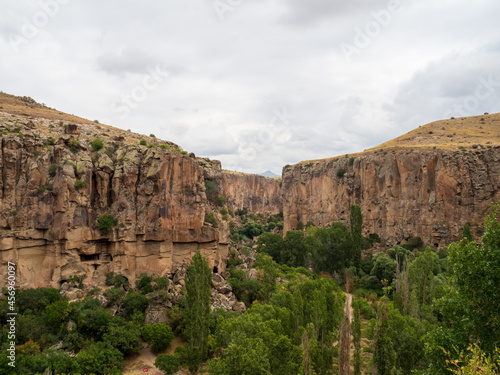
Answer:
1 0 499 174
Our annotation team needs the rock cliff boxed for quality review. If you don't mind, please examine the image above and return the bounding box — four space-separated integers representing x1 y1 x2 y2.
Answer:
0 101 281 288
283 114 500 247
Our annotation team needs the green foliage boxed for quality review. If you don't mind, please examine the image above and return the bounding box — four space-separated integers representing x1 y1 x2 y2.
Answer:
69 139 79 153
91 138 104 151
123 292 149 319
462 222 473 241
103 322 143 356
16 288 62 314
349 157 355 165
217 195 227 206
161 144 170 149
350 204 363 268
49 163 58 177
425 202 500 373
153 276 169 290
154 354 180 375
135 273 154 294
74 179 86 189
150 134 156 138
142 323 175 352
352 301 362 375
103 288 126 306
97 214 118 234
105 272 129 288
205 213 217 225
76 341 124 375
139 139 147 145
184 251 212 372
337 168 346 178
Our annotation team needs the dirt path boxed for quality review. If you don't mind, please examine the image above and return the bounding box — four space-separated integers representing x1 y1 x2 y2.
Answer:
338 292 354 375
122 336 187 375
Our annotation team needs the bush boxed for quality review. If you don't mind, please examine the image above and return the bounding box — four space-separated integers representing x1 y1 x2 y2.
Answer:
142 323 175 352
91 138 104 151
103 288 126 306
337 168 346 178
161 144 170 149
205 180 218 197
139 139 147 145
135 273 154 294
47 137 56 145
150 134 156 138
155 354 180 375
97 214 118 234
74 180 86 190
69 139 79 153
349 157 355 165
205 213 217 225
76 342 123 375
217 196 227 206
123 292 148 319
49 164 58 177
220 208 228 215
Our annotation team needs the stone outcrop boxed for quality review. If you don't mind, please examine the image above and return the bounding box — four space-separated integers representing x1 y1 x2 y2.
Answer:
282 147 500 247
0 113 281 289
198 158 282 216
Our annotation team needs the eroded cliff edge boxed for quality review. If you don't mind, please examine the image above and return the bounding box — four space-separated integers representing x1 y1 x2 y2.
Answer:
0 111 281 288
283 147 500 247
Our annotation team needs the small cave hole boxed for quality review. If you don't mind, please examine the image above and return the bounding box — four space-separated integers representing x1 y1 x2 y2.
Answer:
213 266 218 274
92 264 99 271
80 254 100 262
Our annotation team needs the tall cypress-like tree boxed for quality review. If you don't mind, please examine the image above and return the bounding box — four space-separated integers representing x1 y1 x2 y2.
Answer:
184 251 212 373
350 204 363 268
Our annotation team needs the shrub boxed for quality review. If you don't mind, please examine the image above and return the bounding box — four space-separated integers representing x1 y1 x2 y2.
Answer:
150 134 156 138
337 168 346 178
220 208 228 216
97 214 118 234
103 288 125 306
69 139 79 153
205 213 217 225
349 157 355 165
49 164 58 177
142 323 174 352
139 139 147 145
205 180 217 197
217 196 227 206
123 292 149 319
74 180 86 190
135 273 154 294
47 137 56 145
155 354 180 375
91 138 104 151
161 144 170 149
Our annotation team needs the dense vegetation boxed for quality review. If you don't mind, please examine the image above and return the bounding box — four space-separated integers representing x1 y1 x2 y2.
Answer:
0 203 498 374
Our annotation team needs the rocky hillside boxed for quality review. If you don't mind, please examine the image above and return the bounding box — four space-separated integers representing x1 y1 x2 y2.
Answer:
0 93 281 288
283 113 500 247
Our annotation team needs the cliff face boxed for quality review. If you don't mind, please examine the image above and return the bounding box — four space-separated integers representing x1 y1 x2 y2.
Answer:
0 113 281 288
282 147 500 247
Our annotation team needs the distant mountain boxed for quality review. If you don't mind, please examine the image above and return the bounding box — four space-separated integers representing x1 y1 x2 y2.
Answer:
259 170 280 178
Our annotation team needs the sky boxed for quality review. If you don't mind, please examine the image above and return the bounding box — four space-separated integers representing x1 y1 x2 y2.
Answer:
1 0 499 175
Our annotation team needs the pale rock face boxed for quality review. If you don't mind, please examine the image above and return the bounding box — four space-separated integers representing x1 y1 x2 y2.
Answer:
0 129 282 289
282 148 500 246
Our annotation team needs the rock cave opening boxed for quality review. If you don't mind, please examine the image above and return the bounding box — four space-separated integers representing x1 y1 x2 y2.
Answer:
79 254 100 262
213 266 218 274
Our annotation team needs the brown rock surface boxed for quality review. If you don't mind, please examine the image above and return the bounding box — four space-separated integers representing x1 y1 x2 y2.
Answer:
283 147 500 246
0 110 281 289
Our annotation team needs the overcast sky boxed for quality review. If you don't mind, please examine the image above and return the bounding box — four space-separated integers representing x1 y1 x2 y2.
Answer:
1 0 499 174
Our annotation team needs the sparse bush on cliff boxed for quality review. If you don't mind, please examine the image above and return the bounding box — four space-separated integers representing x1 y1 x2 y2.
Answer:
349 157 355 165
49 164 58 177
205 213 217 225
337 168 346 178
69 139 79 153
139 139 147 145
217 196 227 206
91 138 104 151
97 214 118 234
74 179 86 190
47 137 56 145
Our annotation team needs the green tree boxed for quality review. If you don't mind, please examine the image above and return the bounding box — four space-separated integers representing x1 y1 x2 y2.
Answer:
350 204 363 268
257 232 284 263
154 354 180 375
103 322 143 356
76 342 123 375
184 251 212 372
142 323 175 352
123 292 148 319
462 222 473 241
425 202 500 373
135 273 154 294
258 254 277 302
97 214 117 234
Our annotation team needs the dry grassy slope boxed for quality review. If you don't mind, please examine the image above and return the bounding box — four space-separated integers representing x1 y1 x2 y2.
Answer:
0 92 181 149
298 112 500 166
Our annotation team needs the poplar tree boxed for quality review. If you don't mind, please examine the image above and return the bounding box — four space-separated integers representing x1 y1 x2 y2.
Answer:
184 251 212 373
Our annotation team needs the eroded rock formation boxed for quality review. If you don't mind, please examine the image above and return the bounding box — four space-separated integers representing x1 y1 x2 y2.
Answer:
282 147 500 247
0 114 281 288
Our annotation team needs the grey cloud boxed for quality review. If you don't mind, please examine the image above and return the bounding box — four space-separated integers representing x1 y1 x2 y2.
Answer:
96 49 172 77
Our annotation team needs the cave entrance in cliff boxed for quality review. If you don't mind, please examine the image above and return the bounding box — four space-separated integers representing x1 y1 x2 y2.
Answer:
59 280 67 287
80 254 100 262
213 266 218 274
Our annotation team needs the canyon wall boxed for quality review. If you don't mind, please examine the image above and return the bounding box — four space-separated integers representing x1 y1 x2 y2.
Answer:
282 148 500 247
0 117 281 289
